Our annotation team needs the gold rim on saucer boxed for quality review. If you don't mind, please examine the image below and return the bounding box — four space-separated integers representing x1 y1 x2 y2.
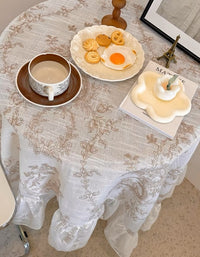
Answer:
16 61 82 107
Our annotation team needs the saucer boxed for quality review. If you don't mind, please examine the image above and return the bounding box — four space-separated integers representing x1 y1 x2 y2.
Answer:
16 61 82 107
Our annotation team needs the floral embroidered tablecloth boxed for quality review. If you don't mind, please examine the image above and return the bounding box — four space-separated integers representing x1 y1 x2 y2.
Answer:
0 1 199 257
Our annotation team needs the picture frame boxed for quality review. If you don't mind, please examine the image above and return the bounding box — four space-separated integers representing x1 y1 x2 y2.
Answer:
140 0 200 63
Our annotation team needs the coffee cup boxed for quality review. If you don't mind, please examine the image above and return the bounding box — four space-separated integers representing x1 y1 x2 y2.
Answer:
28 53 71 101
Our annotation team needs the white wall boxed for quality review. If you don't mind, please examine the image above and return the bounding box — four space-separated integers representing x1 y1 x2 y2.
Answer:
0 0 43 33
186 144 200 191
0 0 199 190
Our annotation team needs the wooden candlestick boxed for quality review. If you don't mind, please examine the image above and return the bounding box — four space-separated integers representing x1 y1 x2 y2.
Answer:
101 0 127 30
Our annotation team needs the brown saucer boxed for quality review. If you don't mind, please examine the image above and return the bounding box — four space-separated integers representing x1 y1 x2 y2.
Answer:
16 61 82 107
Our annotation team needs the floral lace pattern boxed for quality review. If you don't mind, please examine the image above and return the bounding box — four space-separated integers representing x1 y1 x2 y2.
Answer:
0 0 199 257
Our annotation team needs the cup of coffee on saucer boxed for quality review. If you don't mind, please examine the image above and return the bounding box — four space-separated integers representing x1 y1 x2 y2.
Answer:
28 53 71 101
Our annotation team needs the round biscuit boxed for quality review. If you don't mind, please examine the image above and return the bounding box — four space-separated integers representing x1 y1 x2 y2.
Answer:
82 38 99 51
84 51 100 64
111 30 125 45
96 34 111 47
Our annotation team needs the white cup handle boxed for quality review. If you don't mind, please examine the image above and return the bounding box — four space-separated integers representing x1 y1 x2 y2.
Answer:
46 86 54 101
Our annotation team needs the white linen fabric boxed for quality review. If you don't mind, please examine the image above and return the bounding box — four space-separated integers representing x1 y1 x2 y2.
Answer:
0 0 199 257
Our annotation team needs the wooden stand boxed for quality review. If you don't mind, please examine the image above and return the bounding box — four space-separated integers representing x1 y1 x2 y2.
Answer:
101 0 127 30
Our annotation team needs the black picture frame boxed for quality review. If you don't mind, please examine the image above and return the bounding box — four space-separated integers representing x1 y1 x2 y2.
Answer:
140 0 200 63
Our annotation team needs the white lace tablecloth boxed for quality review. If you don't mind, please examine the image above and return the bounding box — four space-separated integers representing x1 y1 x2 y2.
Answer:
0 1 199 257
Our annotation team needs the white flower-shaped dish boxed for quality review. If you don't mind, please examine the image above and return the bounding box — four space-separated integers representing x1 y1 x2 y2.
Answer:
70 25 145 82
131 71 191 123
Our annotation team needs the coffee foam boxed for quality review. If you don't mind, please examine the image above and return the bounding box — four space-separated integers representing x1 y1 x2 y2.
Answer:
31 60 68 84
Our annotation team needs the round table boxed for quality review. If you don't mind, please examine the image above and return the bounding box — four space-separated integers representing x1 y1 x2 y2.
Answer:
0 1 199 257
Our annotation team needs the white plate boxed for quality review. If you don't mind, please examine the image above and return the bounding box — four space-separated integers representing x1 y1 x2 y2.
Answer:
70 25 145 82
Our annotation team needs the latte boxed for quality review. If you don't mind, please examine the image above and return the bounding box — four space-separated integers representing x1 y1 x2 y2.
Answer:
31 60 69 84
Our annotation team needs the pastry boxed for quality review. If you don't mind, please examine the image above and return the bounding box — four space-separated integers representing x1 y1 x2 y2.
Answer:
111 30 125 45
82 38 99 51
96 34 111 47
84 51 100 64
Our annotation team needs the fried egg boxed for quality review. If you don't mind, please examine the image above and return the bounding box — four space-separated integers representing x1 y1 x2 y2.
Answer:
101 45 136 70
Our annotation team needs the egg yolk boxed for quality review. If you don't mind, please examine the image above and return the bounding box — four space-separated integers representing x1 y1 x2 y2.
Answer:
110 53 125 65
